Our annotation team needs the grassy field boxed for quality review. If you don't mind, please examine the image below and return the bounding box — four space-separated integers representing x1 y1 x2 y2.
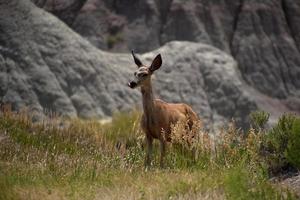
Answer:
0 108 299 200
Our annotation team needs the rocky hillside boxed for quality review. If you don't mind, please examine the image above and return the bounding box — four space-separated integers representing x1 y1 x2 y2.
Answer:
0 0 298 129
34 0 300 104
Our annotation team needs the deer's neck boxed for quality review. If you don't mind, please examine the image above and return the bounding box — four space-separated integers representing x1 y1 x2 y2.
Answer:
141 79 156 125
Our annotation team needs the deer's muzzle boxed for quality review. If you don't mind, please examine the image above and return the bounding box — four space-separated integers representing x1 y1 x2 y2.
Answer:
128 81 137 89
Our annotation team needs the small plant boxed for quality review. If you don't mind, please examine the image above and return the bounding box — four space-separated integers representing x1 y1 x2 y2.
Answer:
168 120 202 168
250 110 270 130
214 121 245 167
107 33 123 49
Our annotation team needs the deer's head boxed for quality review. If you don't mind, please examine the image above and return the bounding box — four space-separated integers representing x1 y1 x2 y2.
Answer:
128 51 162 89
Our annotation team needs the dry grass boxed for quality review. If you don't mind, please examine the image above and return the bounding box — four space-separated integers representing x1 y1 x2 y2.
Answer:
0 107 297 200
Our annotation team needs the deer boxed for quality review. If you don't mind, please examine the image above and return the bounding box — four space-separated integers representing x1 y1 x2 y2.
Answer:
127 51 200 168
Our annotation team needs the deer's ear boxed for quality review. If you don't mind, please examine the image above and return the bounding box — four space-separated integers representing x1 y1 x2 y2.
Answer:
150 54 162 72
131 50 143 67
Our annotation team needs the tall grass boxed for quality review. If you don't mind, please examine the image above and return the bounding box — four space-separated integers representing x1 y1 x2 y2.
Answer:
0 108 298 199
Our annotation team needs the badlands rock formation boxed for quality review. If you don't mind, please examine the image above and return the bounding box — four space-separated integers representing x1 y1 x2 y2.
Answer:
0 0 298 129
34 0 300 103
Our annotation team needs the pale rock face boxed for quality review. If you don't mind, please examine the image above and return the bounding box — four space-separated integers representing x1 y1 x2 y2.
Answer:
0 0 297 130
34 0 300 101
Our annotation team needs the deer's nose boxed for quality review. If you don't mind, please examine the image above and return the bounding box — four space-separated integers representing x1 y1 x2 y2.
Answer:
128 81 137 89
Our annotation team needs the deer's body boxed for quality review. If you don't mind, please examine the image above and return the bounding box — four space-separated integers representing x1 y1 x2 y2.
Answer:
128 52 200 167
141 100 195 140
141 83 198 141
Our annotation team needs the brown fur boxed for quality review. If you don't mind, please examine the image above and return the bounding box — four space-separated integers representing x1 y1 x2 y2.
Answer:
128 53 200 168
141 97 198 141
140 76 199 168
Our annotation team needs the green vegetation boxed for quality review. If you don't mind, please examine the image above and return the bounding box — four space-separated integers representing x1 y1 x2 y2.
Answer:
250 110 270 130
0 109 298 199
286 117 300 169
250 112 300 175
107 33 123 49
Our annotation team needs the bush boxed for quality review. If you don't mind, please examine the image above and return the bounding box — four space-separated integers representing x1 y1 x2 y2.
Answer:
250 111 270 130
264 114 298 174
107 33 123 49
285 117 300 169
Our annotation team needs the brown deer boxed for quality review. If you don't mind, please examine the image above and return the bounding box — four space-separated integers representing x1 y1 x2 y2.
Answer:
128 51 200 168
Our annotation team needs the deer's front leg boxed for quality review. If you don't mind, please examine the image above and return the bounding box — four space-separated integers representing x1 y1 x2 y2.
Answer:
160 139 166 168
145 136 153 168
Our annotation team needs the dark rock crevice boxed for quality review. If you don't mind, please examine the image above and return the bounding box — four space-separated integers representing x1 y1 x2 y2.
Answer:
155 0 173 46
229 0 243 55
281 0 300 53
0 58 10 102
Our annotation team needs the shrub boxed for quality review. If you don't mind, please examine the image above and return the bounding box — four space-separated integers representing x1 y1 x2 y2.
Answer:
264 114 298 174
167 120 205 169
285 117 300 169
107 33 123 49
250 110 270 130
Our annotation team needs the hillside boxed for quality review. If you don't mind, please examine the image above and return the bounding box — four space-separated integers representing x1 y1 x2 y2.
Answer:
1 0 298 129
35 0 300 100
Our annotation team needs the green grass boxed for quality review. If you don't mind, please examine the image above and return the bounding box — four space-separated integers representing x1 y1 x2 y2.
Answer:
0 109 298 199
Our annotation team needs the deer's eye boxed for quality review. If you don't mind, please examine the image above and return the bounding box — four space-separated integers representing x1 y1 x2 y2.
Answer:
134 72 137 76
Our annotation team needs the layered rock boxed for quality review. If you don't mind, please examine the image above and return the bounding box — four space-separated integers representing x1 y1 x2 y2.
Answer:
0 0 138 118
231 0 300 100
1 0 284 129
34 0 300 108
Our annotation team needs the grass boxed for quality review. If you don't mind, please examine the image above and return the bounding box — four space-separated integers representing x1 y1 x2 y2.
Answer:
0 108 298 200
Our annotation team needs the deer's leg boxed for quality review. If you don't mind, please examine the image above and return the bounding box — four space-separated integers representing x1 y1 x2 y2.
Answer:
159 139 166 168
145 136 153 168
